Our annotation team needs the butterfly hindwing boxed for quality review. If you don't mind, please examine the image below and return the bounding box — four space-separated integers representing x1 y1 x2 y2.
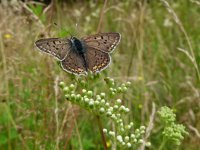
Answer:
85 47 111 73
61 50 87 75
35 38 71 60
82 33 121 53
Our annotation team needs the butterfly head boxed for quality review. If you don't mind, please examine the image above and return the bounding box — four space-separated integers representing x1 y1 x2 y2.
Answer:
70 36 79 42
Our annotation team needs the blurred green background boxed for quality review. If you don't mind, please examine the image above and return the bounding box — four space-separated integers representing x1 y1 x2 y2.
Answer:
0 0 200 149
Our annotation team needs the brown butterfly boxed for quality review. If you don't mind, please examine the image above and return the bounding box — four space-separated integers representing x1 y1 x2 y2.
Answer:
35 32 121 75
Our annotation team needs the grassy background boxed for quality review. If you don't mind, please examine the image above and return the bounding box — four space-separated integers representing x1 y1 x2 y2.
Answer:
0 0 200 149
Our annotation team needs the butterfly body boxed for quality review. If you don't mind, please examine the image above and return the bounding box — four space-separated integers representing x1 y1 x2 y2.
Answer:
70 37 88 71
71 37 86 54
35 32 121 75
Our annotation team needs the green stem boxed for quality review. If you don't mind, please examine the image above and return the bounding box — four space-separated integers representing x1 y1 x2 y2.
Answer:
158 138 167 150
96 115 108 150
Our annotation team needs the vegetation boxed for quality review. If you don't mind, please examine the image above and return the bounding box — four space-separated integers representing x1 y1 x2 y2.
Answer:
0 0 198 149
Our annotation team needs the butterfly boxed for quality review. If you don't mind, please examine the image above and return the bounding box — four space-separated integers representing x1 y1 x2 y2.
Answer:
35 32 121 75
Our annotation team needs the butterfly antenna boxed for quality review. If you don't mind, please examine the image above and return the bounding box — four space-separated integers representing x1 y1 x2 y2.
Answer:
53 22 72 37
68 31 73 39
53 22 62 30
74 22 81 37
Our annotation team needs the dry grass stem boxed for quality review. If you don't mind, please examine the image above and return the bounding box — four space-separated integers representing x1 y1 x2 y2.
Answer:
160 0 200 80
139 102 156 150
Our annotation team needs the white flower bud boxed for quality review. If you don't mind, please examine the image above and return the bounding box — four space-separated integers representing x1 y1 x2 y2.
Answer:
59 81 65 87
121 83 126 87
125 108 130 113
130 122 134 126
139 139 144 144
124 136 129 142
89 100 94 106
116 99 122 104
140 126 146 130
106 111 112 116
96 95 101 99
117 135 123 142
109 131 115 136
119 105 125 111
127 142 131 147
94 101 100 105
108 107 113 112
111 114 117 120
131 134 135 139
103 129 107 133
69 84 75 89
146 142 151 147
120 128 125 132
111 92 115 95
127 125 131 129
100 99 105 104
135 129 139 133
76 94 81 98
100 92 106 98
105 103 110 107
99 108 105 113
122 87 127 91
82 89 87 93
116 113 121 118
114 105 119 110
84 98 89 103
87 91 93 96
126 81 131 86
63 87 69 92
65 94 70 98
70 93 75 98
117 87 122 91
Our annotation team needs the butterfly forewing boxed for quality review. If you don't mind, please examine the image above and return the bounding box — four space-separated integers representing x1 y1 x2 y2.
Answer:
86 47 111 73
82 33 121 53
61 50 87 75
35 38 71 60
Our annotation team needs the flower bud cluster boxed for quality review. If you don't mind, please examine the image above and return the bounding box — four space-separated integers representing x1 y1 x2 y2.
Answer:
103 125 147 148
59 80 147 148
158 106 176 124
105 77 131 96
158 106 188 145
59 82 130 116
